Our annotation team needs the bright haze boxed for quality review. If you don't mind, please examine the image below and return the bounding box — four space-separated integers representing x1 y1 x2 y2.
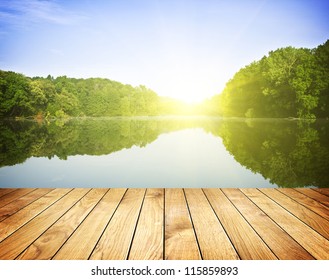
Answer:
0 0 328 103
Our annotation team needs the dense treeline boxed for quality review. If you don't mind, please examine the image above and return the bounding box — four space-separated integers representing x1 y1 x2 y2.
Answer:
0 72 184 118
1 40 328 118
213 40 329 118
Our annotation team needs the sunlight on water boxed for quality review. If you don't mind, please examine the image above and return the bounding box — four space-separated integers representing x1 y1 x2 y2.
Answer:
0 117 328 188
0 129 276 188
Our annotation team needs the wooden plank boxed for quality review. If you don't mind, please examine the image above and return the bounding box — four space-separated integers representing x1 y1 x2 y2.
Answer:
313 188 329 196
241 188 329 260
128 188 164 260
204 188 277 260
17 189 108 260
1 187 327 261
260 189 329 239
277 188 329 221
184 188 239 260
222 189 314 260
0 188 71 242
53 188 126 260
0 189 53 222
295 189 329 207
0 188 16 198
0 188 90 260
89 188 146 260
0 188 35 208
164 188 201 260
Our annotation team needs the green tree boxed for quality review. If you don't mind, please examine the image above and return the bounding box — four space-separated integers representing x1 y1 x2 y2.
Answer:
315 40 329 117
217 41 329 118
0 71 32 117
29 80 48 114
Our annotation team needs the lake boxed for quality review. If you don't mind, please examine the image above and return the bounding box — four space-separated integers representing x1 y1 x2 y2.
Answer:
0 117 328 188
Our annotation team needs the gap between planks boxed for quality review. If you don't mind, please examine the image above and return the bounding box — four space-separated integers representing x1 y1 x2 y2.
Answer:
0 188 328 260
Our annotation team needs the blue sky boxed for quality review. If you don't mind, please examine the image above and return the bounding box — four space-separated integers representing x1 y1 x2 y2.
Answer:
1 0 328 102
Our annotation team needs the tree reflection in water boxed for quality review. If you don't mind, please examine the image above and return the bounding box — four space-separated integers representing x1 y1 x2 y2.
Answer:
0 117 328 188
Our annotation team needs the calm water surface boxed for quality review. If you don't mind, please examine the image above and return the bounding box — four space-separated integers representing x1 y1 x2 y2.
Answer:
0 117 328 188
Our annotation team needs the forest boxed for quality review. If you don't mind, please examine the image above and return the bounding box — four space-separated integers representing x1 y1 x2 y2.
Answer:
0 40 328 118
212 40 329 118
0 72 195 118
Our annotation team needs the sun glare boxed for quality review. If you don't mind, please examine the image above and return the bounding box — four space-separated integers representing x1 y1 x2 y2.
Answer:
153 69 227 104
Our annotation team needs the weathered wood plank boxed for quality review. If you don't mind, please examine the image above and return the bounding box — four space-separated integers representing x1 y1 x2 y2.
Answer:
53 188 126 260
128 188 164 260
0 188 71 242
295 189 329 207
223 188 314 260
0 189 53 222
184 188 239 260
17 189 108 260
0 188 36 208
204 188 277 260
241 188 329 260
89 188 145 260
260 189 329 239
0 188 90 259
164 188 201 260
277 188 329 221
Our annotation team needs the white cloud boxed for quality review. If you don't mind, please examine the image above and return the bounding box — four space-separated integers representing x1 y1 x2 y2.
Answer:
0 0 87 26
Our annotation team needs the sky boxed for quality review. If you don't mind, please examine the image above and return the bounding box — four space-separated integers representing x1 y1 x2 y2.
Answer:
0 0 328 102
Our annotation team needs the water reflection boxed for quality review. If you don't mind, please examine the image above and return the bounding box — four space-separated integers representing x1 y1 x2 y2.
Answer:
0 117 328 188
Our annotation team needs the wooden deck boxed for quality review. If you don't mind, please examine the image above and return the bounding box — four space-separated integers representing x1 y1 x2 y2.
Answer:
0 188 328 260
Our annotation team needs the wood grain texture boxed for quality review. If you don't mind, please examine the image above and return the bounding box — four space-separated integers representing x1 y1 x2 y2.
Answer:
184 188 239 260
165 188 201 260
0 188 71 242
204 188 277 260
0 188 89 260
0 188 35 208
53 188 126 260
222 188 314 260
277 188 329 221
17 189 107 260
241 188 329 260
128 188 164 260
295 188 329 207
0 189 16 198
89 188 146 260
0 188 328 260
313 188 329 196
0 189 53 222
260 188 329 239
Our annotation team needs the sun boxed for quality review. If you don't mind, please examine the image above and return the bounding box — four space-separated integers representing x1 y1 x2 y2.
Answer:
154 72 227 104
